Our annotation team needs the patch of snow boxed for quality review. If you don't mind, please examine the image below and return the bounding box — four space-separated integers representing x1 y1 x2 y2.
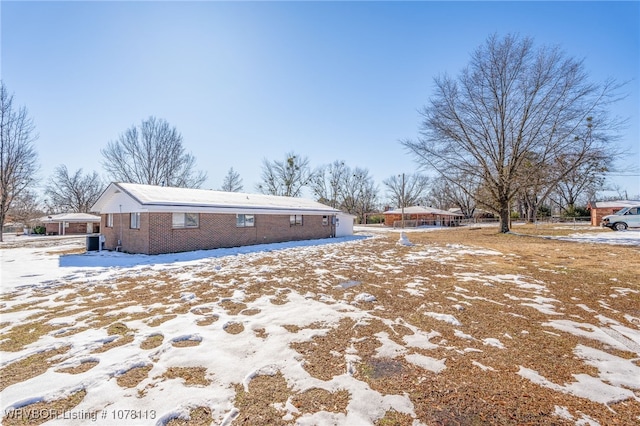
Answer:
517 366 639 405
454 329 475 340
354 293 376 303
482 338 505 349
397 232 413 246
404 353 446 373
471 360 495 371
424 312 461 326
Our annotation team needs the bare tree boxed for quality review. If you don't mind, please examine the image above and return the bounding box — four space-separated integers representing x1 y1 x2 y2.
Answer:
383 173 430 208
427 172 479 218
7 188 43 232
256 152 312 197
0 82 39 242
402 34 624 233
45 165 105 213
310 160 348 208
340 167 378 223
101 116 207 188
550 150 609 216
220 167 243 192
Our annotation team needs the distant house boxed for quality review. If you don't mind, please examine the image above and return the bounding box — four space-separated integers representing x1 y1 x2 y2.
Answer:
588 200 640 227
91 182 351 254
383 206 464 227
40 213 101 235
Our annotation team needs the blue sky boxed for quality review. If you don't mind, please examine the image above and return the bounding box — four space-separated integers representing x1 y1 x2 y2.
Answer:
2 1 639 201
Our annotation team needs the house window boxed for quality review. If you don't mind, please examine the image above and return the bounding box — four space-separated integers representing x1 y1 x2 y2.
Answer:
130 212 140 229
173 212 199 228
107 214 113 227
290 215 303 226
322 215 329 226
236 214 255 227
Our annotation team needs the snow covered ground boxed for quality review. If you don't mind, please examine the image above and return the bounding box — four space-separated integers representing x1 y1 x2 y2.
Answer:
1 227 639 425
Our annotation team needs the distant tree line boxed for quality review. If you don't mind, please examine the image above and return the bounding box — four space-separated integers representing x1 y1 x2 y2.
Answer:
0 34 634 235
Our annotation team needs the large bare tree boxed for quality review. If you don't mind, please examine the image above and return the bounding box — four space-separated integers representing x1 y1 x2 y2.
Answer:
45 165 105 213
311 161 379 221
402 34 623 233
256 152 312 197
0 82 39 242
340 167 378 223
220 167 243 192
427 172 479 218
310 160 349 208
383 173 430 208
101 116 207 188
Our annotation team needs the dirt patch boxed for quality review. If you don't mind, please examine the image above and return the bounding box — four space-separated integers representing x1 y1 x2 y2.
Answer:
140 334 164 350
223 322 245 335
233 372 292 425
56 359 99 374
195 315 219 326
220 300 247 315
2 389 86 426
161 366 211 386
171 337 202 348
290 388 350 414
166 406 213 426
116 364 153 388
0 346 70 391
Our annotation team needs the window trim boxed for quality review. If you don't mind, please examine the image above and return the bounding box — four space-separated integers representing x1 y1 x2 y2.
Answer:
106 213 113 228
236 214 255 227
130 212 140 229
290 214 303 226
172 212 200 229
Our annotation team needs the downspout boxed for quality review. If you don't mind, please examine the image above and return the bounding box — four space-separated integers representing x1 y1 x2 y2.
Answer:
118 204 123 250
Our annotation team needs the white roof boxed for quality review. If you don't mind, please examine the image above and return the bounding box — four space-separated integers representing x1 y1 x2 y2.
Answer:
384 206 463 216
39 213 101 222
92 182 341 215
594 200 640 208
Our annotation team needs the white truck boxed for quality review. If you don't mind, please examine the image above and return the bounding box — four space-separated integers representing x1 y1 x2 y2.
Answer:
601 206 640 231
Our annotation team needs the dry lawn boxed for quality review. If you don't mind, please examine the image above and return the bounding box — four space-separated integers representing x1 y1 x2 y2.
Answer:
1 225 639 425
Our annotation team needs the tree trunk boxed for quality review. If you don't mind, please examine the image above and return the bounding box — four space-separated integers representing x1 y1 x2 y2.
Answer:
499 203 511 233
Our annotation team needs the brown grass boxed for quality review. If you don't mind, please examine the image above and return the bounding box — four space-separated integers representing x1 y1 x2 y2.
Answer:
161 366 211 386
116 364 153 388
56 359 99 374
0 346 70 391
140 333 164 350
290 388 350 414
233 372 292 425
2 389 86 426
166 406 213 426
1 226 638 425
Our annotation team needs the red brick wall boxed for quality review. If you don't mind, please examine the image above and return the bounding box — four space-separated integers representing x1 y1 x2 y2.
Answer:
101 212 334 254
45 222 97 235
590 207 624 226
100 213 150 253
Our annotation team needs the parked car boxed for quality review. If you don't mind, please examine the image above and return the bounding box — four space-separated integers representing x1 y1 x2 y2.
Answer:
601 206 640 231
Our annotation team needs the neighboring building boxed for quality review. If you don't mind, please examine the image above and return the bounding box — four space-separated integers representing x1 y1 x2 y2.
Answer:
91 182 349 254
40 213 101 235
588 200 640 227
383 206 464 227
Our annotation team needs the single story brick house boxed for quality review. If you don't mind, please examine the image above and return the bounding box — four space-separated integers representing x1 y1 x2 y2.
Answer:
91 182 352 254
588 200 640 227
39 213 101 235
383 206 464 227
